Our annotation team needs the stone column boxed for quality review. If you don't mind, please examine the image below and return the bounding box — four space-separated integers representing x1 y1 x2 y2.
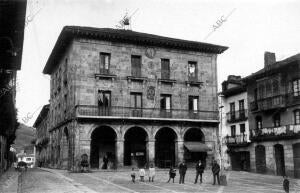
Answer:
147 139 155 166
115 139 124 168
175 140 184 165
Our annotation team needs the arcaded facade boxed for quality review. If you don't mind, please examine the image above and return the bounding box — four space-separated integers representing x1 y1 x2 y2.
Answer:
42 26 227 170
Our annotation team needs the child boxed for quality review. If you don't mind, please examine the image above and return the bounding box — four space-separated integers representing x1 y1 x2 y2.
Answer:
283 175 289 193
139 167 146 182
167 166 176 183
131 168 136 183
148 164 155 182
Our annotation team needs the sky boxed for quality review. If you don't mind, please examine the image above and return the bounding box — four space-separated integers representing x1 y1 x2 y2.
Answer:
16 0 300 127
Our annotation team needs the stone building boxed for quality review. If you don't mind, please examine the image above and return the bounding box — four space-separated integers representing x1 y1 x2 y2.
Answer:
42 26 228 170
33 104 50 167
0 1 26 175
244 52 300 178
220 75 251 171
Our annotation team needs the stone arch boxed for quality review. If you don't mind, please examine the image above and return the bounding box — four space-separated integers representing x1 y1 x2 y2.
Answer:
154 127 178 168
122 125 151 140
88 124 120 140
124 126 149 167
183 127 207 165
90 125 118 169
153 126 179 140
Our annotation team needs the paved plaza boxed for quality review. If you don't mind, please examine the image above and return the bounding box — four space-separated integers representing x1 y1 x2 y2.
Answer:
1 168 300 193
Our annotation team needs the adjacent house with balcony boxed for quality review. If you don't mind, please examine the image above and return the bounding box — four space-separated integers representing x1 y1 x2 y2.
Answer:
244 52 300 178
42 26 228 170
220 75 250 171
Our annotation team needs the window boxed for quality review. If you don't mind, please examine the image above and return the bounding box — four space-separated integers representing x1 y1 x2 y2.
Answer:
160 94 172 118
98 90 111 115
231 125 236 137
131 55 142 77
188 96 199 112
266 82 271 94
188 61 197 81
100 53 110 74
293 79 300 96
273 114 280 127
239 100 245 118
256 116 262 129
161 59 170 79
130 93 142 117
272 80 279 94
294 110 300 125
258 85 265 98
230 102 235 120
26 158 31 161
240 124 245 134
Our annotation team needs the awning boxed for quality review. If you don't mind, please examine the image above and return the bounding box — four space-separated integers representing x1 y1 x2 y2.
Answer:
184 142 212 152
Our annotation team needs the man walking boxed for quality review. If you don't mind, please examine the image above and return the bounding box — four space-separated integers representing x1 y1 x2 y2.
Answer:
194 160 205 184
179 161 187 184
212 160 220 185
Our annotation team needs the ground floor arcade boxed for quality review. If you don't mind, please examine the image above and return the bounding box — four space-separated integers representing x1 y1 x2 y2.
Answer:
225 139 300 178
47 120 219 170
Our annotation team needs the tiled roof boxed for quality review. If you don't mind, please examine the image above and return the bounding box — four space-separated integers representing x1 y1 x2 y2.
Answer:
43 26 228 74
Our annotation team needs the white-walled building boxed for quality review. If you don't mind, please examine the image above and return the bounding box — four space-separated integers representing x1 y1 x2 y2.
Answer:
220 75 251 171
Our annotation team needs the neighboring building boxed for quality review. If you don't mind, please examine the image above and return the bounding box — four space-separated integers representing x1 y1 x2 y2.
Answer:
220 75 250 171
33 104 50 167
244 52 300 178
0 1 26 175
42 26 228 170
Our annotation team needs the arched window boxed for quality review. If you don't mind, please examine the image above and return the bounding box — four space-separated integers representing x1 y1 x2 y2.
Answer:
294 110 300 125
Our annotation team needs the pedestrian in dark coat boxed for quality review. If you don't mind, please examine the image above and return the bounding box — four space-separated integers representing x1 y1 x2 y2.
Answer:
212 160 220 185
283 175 289 193
179 161 187 184
194 160 205 184
167 166 176 183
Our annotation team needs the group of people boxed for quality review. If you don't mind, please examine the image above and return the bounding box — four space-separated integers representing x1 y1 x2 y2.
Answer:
131 159 222 185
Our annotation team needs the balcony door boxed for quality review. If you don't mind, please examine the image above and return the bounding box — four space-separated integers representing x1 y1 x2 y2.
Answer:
160 94 172 118
239 100 245 119
161 59 170 79
100 53 110 74
188 96 199 118
230 102 235 120
98 90 111 116
130 93 142 117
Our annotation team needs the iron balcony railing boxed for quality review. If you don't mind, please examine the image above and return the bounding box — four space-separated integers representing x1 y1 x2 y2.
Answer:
75 105 218 120
224 134 248 145
226 109 248 123
250 124 300 140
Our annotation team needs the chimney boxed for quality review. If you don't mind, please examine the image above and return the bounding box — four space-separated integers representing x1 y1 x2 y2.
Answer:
264 52 276 67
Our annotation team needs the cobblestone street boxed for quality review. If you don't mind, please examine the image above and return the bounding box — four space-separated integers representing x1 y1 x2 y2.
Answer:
2 168 299 193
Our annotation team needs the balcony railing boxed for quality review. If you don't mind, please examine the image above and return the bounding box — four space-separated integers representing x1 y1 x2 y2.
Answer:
250 124 300 141
75 105 218 121
226 109 248 123
224 134 248 145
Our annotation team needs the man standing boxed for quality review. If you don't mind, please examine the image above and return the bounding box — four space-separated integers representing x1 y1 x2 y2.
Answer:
212 160 220 185
179 161 187 184
194 160 205 184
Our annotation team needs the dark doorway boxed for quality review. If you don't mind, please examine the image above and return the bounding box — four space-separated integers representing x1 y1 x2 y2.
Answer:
62 127 69 169
293 143 300 178
183 128 207 166
274 144 285 176
155 127 177 168
230 151 250 171
255 145 266 173
90 126 116 169
124 127 148 167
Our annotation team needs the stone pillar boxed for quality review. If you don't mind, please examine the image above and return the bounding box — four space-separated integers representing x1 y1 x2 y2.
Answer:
115 139 124 168
175 140 184 165
147 139 155 166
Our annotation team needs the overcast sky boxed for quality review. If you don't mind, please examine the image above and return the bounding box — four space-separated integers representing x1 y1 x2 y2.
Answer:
16 0 300 127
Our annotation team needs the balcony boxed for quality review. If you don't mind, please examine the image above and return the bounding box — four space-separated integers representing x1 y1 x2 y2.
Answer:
224 134 249 147
226 109 248 123
250 94 285 112
250 124 300 141
75 105 218 122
